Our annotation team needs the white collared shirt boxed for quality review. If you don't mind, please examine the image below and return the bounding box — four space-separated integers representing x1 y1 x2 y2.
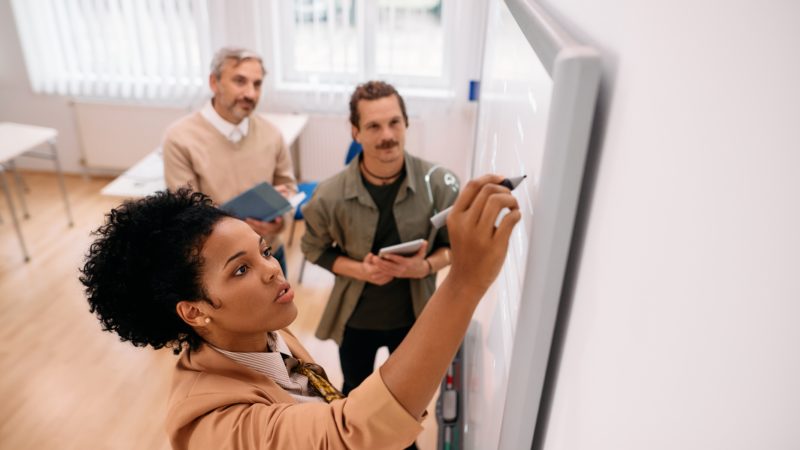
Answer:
213 332 324 404
200 100 250 143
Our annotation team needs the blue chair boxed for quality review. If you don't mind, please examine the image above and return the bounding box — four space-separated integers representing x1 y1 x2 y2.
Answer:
345 140 362 165
289 181 318 283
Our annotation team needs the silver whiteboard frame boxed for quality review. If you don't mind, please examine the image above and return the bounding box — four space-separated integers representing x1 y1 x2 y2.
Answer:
481 1 601 448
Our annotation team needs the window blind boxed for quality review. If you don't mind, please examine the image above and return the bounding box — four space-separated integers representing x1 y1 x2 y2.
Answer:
11 0 211 102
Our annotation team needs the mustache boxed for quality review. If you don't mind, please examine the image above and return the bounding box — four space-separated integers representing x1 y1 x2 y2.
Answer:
376 139 399 149
237 98 255 108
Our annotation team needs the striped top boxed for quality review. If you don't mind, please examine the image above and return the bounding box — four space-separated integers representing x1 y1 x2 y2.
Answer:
213 333 324 404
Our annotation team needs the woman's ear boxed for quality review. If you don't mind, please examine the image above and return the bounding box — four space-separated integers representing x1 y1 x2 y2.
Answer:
175 301 209 327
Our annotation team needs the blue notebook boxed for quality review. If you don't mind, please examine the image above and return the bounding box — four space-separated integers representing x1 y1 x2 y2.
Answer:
221 182 292 222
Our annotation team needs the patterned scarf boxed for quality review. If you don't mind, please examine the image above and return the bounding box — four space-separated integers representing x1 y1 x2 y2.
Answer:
281 353 345 403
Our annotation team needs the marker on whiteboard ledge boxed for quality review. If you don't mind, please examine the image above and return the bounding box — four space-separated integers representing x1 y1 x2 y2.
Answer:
430 175 526 229
443 426 452 450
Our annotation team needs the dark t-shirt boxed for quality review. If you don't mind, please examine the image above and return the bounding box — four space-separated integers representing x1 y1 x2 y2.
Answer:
347 171 415 330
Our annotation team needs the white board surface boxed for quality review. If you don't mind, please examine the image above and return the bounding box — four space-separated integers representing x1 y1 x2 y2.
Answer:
463 0 601 449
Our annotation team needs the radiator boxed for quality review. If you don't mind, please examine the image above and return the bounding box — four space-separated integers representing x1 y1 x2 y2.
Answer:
297 114 425 182
73 101 190 171
296 114 352 182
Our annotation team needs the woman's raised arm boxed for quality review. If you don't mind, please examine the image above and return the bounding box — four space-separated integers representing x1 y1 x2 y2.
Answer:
379 174 522 419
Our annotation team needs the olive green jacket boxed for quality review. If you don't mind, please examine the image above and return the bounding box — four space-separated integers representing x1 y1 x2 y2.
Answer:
300 152 460 344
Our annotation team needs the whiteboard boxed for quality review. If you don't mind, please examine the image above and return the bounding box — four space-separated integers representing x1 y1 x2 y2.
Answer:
463 0 600 449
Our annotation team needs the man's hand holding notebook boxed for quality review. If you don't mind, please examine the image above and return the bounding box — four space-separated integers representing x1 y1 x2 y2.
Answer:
221 182 293 223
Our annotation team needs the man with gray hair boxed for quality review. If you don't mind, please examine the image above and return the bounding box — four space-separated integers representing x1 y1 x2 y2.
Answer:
162 47 296 273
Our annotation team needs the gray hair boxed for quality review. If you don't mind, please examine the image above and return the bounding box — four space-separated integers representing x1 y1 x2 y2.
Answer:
209 47 266 79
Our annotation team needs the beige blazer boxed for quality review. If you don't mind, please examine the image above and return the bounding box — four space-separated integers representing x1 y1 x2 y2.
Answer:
166 329 422 449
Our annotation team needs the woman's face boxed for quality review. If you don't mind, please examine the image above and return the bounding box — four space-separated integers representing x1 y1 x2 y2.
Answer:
198 217 296 349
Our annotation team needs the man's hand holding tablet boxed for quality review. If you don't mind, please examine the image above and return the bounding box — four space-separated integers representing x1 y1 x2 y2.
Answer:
369 239 432 280
378 238 427 257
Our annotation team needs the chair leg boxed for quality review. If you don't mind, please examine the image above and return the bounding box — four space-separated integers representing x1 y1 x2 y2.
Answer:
298 255 307 284
0 169 31 262
49 141 74 227
8 162 30 219
288 218 297 246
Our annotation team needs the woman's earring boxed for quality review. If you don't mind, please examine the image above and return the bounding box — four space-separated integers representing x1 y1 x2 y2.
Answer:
204 317 211 324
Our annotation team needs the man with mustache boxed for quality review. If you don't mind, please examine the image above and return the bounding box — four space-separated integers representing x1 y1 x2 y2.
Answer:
162 47 297 274
301 82 460 444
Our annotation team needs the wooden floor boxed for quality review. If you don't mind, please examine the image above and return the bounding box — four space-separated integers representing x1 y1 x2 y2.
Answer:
0 172 437 450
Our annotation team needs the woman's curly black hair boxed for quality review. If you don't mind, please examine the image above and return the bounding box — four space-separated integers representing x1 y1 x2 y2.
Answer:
79 188 231 354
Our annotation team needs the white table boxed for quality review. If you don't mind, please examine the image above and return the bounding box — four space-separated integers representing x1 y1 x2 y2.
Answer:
0 122 74 262
101 112 309 198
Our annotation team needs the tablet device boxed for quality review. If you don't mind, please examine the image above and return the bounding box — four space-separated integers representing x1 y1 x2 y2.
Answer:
378 239 426 257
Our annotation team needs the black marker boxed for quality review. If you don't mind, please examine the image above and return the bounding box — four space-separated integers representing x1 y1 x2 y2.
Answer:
430 175 526 229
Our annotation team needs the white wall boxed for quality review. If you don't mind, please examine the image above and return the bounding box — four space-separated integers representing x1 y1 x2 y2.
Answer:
536 1 800 449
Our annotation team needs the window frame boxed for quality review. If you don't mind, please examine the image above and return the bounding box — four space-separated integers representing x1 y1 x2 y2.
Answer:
268 0 457 94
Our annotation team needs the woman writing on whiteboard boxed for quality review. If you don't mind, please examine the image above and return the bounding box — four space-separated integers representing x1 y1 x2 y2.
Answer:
79 175 520 450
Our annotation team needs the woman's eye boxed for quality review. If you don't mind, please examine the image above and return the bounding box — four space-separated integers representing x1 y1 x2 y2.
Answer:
262 246 272 258
234 265 248 276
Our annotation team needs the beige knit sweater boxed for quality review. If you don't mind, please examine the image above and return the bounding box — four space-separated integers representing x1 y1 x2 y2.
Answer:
162 111 297 245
